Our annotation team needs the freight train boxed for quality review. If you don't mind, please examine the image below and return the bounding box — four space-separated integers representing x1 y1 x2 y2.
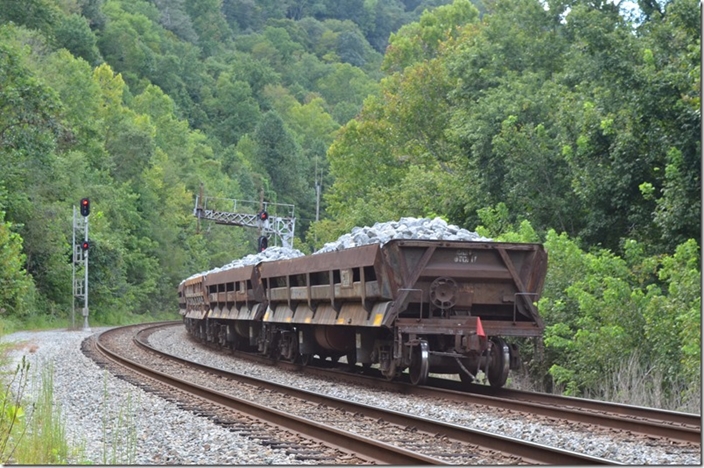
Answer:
178 238 547 387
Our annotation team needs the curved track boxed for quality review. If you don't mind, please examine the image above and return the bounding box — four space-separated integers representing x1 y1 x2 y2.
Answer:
90 322 619 465
182 321 701 445
89 324 420 464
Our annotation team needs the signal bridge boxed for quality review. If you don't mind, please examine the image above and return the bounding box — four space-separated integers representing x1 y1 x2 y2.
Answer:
194 195 296 250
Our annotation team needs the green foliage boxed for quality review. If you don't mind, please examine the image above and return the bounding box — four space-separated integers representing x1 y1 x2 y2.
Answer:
11 363 72 464
0 0 698 412
0 0 62 35
54 13 101 64
643 239 701 392
326 0 699 254
253 111 309 206
0 212 36 316
477 211 700 406
0 356 29 464
383 0 478 72
536 228 700 402
184 0 232 56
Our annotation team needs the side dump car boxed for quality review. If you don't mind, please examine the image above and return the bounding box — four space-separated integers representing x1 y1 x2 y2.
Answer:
179 239 547 387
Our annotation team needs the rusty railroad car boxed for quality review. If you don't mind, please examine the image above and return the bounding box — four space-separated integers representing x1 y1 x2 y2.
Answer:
178 239 547 387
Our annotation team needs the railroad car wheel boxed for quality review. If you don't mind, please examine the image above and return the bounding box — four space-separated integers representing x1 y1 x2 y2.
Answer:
281 332 298 362
487 337 510 388
218 326 228 347
229 334 239 352
346 352 357 370
380 356 397 381
409 340 429 386
382 362 397 380
300 353 313 366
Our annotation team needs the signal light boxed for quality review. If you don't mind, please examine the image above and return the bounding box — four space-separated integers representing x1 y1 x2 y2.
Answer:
257 236 268 252
258 210 268 221
80 198 90 217
81 240 90 251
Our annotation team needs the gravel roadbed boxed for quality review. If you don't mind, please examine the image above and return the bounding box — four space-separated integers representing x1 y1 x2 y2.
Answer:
1 328 300 465
1 326 700 465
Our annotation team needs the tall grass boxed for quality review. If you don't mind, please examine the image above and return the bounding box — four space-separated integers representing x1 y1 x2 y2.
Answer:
11 362 75 464
101 371 138 465
588 353 701 414
0 356 30 463
511 350 701 413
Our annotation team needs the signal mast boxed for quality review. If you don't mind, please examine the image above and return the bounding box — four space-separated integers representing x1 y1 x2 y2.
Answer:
72 198 91 331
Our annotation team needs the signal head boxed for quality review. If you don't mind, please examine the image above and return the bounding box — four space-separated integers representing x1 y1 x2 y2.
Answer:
80 198 90 217
81 241 90 251
259 210 268 221
257 236 268 252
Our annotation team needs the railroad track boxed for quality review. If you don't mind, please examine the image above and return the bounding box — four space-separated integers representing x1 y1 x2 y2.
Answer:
300 362 701 445
89 322 617 465
436 379 702 444
175 321 701 446
87 324 381 464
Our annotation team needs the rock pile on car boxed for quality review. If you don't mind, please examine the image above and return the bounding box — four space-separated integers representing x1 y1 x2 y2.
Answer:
314 217 491 254
183 217 489 282
182 246 305 281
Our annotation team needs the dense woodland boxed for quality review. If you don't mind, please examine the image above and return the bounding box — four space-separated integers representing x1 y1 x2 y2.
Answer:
0 0 699 407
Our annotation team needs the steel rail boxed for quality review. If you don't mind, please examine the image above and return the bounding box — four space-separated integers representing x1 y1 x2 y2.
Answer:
439 379 702 440
301 362 701 444
168 319 700 445
134 323 619 465
96 326 446 465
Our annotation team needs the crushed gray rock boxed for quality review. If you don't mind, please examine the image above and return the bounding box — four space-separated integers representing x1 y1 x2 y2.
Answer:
0 329 303 465
182 217 489 284
210 246 305 270
314 217 491 254
182 246 305 282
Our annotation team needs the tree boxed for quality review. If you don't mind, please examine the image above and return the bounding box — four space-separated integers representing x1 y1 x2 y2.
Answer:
151 0 198 43
78 0 106 30
97 6 159 87
0 34 80 316
183 0 233 56
383 0 478 72
203 73 261 147
0 0 61 35
336 30 368 67
54 13 101 64
321 12 470 230
253 111 309 206
0 209 36 316
315 62 378 108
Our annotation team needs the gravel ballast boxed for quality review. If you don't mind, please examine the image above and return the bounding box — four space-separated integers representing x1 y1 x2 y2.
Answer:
1 327 701 465
1 328 300 465
182 217 492 284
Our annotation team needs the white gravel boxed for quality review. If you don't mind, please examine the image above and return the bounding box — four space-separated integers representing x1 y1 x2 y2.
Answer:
1 327 701 465
0 328 301 465
182 245 306 282
314 217 491 254
182 217 491 284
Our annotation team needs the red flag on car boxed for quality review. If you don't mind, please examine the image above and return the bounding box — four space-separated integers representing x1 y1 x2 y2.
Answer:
476 317 485 338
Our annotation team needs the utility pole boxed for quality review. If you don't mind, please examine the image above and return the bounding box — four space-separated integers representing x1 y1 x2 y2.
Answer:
315 158 321 222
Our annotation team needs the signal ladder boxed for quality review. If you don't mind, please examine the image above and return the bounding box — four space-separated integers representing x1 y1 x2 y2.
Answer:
194 193 296 250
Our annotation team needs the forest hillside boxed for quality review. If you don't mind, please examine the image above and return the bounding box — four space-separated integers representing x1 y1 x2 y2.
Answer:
0 0 700 407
